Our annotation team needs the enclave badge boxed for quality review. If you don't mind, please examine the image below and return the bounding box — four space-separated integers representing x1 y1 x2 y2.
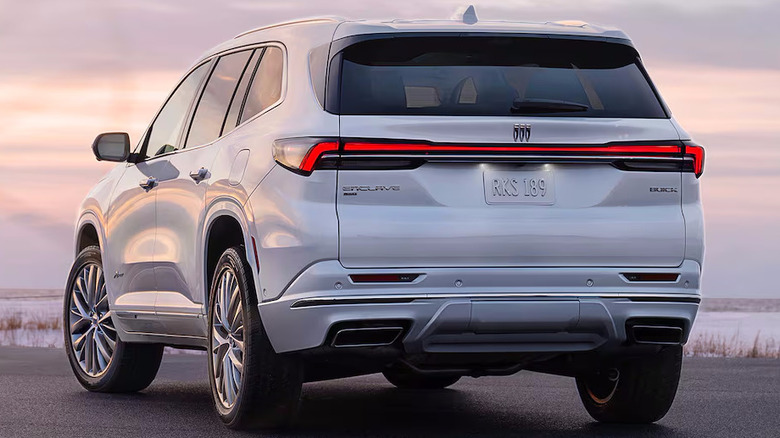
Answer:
513 123 531 142
342 185 400 196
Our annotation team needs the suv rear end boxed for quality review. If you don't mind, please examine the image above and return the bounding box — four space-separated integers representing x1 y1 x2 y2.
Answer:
258 21 703 425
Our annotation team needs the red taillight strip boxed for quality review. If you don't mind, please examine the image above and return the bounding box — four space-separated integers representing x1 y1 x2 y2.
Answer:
684 144 705 178
299 141 339 172
343 142 682 156
297 140 692 174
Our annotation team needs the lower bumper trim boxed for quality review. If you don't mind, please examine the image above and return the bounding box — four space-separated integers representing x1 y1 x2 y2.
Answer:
289 293 701 309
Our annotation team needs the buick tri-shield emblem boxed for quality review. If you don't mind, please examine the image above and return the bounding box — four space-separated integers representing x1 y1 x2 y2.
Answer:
513 123 531 142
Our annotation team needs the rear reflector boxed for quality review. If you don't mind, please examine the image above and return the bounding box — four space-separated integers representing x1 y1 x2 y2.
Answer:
349 274 420 283
250 236 260 273
622 273 680 282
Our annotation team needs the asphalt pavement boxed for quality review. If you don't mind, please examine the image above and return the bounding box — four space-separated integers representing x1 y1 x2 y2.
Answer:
0 346 778 437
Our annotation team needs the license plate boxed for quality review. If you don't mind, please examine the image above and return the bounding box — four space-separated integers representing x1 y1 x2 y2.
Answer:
483 170 555 205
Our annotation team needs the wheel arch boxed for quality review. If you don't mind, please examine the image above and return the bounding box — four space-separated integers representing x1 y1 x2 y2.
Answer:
202 198 260 309
75 212 105 256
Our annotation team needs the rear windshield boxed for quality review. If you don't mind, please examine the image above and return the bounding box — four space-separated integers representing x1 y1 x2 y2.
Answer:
337 36 667 118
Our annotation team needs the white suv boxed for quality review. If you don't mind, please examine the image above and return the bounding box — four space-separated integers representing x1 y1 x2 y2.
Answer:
64 10 704 429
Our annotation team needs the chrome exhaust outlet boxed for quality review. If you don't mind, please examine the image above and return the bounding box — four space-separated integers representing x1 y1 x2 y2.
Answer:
630 325 684 345
331 326 404 348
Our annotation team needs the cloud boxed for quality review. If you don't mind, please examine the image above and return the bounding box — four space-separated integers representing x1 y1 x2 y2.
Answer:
652 67 780 135
0 0 779 296
2 0 780 78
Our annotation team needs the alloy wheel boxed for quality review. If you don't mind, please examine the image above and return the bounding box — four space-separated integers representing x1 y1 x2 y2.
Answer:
68 263 116 377
211 268 245 408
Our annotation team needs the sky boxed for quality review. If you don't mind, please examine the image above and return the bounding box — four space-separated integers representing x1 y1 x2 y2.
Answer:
0 0 778 297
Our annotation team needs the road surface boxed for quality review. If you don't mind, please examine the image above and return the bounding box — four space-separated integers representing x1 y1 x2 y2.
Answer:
0 347 778 437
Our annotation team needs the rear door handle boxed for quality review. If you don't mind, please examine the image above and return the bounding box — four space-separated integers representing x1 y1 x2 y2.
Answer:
139 177 158 191
189 167 209 183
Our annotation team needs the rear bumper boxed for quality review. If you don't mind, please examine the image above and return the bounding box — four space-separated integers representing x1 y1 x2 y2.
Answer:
258 260 701 354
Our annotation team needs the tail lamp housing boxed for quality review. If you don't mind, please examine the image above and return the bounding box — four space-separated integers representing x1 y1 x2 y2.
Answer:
272 138 339 175
683 142 705 178
273 138 704 178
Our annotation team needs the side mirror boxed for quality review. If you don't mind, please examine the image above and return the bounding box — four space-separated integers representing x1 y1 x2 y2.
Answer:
92 132 130 162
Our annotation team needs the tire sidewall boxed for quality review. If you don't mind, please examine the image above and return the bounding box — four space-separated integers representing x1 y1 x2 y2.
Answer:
207 247 256 425
63 246 127 391
576 346 683 423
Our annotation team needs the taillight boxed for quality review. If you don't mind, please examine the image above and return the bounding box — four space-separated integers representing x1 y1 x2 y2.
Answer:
683 142 705 178
273 138 696 175
272 138 339 175
342 141 682 156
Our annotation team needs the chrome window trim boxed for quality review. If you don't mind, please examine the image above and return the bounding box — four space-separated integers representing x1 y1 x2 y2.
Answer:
135 41 288 163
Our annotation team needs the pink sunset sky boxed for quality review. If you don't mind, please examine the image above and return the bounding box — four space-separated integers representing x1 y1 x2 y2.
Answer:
0 0 778 297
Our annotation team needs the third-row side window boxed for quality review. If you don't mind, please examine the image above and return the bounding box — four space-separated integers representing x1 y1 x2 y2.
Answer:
240 46 284 124
222 49 264 135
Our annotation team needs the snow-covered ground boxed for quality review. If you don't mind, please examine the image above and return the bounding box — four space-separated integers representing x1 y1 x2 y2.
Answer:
1 291 779 357
0 292 202 354
0 294 62 348
693 312 780 342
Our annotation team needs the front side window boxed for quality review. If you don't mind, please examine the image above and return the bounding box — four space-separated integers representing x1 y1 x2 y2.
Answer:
240 46 284 123
145 62 210 158
186 50 253 148
337 37 667 118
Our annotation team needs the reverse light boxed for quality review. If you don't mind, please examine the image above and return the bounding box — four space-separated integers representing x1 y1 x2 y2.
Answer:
272 138 339 174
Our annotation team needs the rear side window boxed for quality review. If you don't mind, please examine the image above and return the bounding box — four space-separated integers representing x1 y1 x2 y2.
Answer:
223 49 263 133
186 50 253 147
337 37 667 118
240 46 284 123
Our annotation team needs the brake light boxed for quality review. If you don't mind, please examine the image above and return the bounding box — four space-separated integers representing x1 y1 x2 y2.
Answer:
342 142 682 156
272 138 339 174
273 138 693 175
684 142 705 178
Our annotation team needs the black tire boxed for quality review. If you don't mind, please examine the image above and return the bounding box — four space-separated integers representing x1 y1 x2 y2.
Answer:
64 245 164 393
576 345 683 423
383 364 461 389
207 246 303 430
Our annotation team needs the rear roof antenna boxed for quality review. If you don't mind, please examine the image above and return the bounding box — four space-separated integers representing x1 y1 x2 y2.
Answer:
453 5 478 24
